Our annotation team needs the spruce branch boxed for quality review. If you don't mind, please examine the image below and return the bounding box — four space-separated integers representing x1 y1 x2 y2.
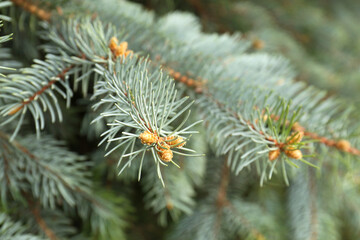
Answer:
7 0 359 188
92 0 358 173
0 57 74 140
183 65 360 156
0 132 128 239
0 18 114 140
1 13 201 186
7 65 74 116
93 57 201 185
0 131 92 208
11 0 360 159
11 0 360 155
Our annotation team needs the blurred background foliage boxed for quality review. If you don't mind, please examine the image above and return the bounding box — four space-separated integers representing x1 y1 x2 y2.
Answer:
130 0 360 106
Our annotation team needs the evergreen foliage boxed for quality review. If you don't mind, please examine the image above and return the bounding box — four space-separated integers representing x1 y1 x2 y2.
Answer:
0 0 359 239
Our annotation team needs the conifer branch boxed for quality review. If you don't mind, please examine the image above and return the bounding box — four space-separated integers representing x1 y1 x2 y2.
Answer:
9 134 104 210
0 131 127 238
3 1 360 238
8 65 74 116
11 0 359 159
165 67 360 156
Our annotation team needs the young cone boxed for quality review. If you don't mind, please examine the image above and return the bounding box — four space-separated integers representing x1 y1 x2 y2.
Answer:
139 131 158 145
336 139 351 152
157 142 173 162
109 37 118 51
285 147 303 160
268 149 280 161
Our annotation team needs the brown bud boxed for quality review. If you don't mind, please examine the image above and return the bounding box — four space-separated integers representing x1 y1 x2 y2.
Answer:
124 50 133 58
168 68 174 75
285 147 302 160
336 140 351 152
252 39 265 50
37 9 51 21
114 42 128 57
268 149 280 161
180 76 187 83
157 143 173 162
173 72 181 79
186 79 195 86
139 131 158 145
108 37 118 51
56 6 63 15
118 41 128 52
166 202 174 210
28 5 37 13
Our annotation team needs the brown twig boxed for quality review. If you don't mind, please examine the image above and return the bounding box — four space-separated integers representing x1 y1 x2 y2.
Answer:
26 196 58 240
11 0 52 21
8 65 74 115
293 123 360 155
1 152 10 185
216 162 230 208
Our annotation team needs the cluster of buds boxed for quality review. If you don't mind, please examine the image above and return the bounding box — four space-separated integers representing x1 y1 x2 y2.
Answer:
12 0 51 21
108 37 133 59
268 131 304 161
139 131 186 162
139 131 159 145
